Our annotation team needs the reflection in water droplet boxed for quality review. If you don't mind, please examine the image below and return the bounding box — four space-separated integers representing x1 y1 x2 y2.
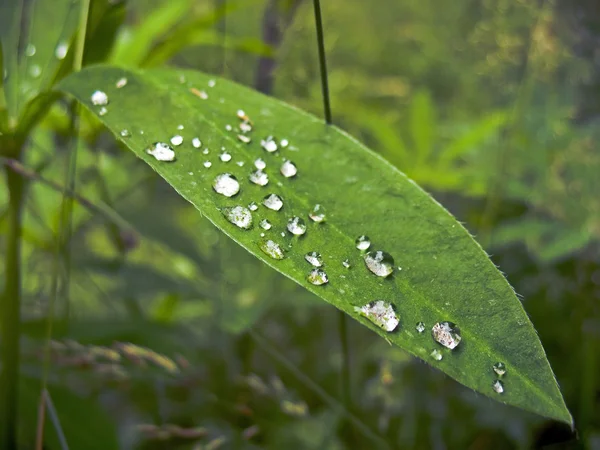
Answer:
305 252 323 267
116 77 127 88
170 135 183 146
248 202 258 211
492 380 504 394
259 239 285 260
342 259 351 269
203 161 212 168
91 90 109 106
254 158 266 170
120 129 130 137
280 139 289 148
432 322 462 350
364 251 395 278
355 235 371 251
261 136 278 152
307 269 328 285
259 219 272 230
355 300 399 332
416 322 425 333
98 107 108 116
220 151 232 162
146 142 175 162
431 349 443 361
25 44 36 56
309 204 326 223
493 362 506 376
280 160 297 178
55 41 69 60
192 137 202 148
238 135 251 144
213 173 240 197
249 170 269 186
262 194 283 211
287 217 306 235
224 206 253 229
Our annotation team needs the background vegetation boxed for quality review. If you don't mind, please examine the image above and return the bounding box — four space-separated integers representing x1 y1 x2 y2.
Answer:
1 0 599 448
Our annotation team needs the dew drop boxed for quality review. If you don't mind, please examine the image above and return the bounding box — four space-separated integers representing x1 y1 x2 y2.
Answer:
248 202 258 211
355 235 371 251
354 300 399 332
432 322 462 350
259 219 272 230
236 109 246 120
146 142 175 162
240 122 252 133
170 135 183 146
236 161 244 167
203 161 212 168
262 194 283 211
309 204 326 223
492 380 504 394
305 252 323 267
280 139 289 148
223 206 253 229
55 41 68 60
342 259 351 269
238 135 251 144
192 137 202 148
287 217 306 235
254 158 266 170
208 79 216 88
120 129 130 137
177 124 184 130
212 173 240 197
364 251 395 278
29 64 41 78
202 148 209 155
259 239 285 260
280 160 297 178
307 269 328 286
430 349 443 361
493 362 506 377
225 124 232 131
116 77 127 88
261 136 278 152
91 90 109 106
98 107 108 116
220 151 232 162
25 43 36 56
249 170 269 186
416 322 425 333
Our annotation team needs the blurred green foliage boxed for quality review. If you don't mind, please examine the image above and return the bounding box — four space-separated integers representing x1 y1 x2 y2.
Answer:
1 0 599 448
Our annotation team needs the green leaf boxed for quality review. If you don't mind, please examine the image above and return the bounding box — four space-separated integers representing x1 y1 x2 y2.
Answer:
57 65 572 424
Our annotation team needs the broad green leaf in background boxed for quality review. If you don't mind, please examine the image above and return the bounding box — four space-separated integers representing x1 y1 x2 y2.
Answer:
57 65 572 423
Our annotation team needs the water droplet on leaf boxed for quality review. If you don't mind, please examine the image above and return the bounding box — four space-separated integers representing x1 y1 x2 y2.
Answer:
308 204 326 223
91 90 109 106
223 206 253 229
248 202 258 211
342 259 351 269
280 160 297 178
262 194 283 211
307 269 328 285
431 349 443 361
25 44 36 56
170 135 183 146
254 158 266 170
261 136 278 152
240 122 252 133
493 362 506 376
146 142 175 162
280 139 289 148
249 170 269 186
355 235 371 251
55 41 68 59
238 135 251 144
213 173 240 197
259 239 285 260
364 251 395 278
287 217 306 235
305 252 323 267
432 322 462 350
203 161 212 168
259 219 272 230
120 129 130 138
492 380 504 394
192 137 202 148
416 322 425 333
355 300 399 332
98 107 108 116
116 77 127 88
220 151 232 162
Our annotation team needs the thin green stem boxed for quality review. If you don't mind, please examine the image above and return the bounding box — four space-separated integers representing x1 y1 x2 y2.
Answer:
312 0 332 124
338 309 351 406
1 160 26 450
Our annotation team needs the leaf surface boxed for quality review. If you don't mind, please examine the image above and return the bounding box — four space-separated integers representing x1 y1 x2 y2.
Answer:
57 65 571 423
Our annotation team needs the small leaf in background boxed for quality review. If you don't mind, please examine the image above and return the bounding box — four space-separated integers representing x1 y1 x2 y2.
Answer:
58 65 571 423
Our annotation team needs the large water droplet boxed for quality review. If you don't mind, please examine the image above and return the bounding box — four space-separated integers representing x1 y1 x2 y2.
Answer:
309 204 326 223
192 137 202 148
280 160 297 178
261 136 278 152
170 135 183 146
146 142 175 162
259 239 285 260
416 322 425 333
259 219 272 230
493 362 506 377
220 151 232 162
355 300 399 332
213 173 240 197
116 77 127 88
249 170 269 186
355 235 371 251
305 252 323 267
223 206 253 229
307 269 328 285
262 194 283 211
364 251 395 278
430 349 443 361
432 322 462 350
55 41 68 60
91 90 109 106
287 217 306 235
254 158 266 170
492 380 504 394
